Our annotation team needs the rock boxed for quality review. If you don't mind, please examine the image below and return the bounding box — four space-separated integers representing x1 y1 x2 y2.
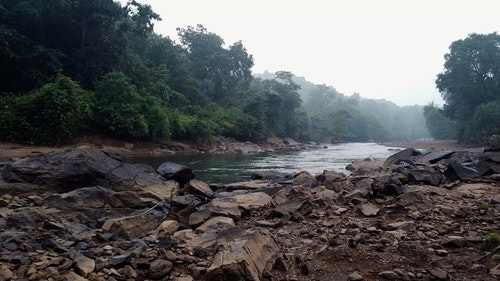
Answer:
0 264 13 280
231 192 272 210
429 268 448 280
172 194 202 207
196 216 235 233
346 160 384 175
200 197 241 221
189 209 213 227
251 171 289 180
73 251 95 277
148 259 173 279
383 148 421 168
271 199 312 218
186 179 214 198
157 162 195 185
109 253 133 267
420 150 454 164
408 169 443 186
156 220 181 236
207 228 279 281
441 235 466 248
102 213 158 240
64 271 89 281
378 270 398 279
348 271 363 280
293 171 317 187
445 160 478 180
316 170 346 183
358 202 379 217
218 180 277 191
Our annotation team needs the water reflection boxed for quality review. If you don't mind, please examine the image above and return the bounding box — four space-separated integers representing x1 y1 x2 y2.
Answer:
127 142 400 184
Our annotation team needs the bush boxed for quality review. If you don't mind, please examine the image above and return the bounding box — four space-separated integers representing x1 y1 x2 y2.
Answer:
484 233 500 252
0 75 94 144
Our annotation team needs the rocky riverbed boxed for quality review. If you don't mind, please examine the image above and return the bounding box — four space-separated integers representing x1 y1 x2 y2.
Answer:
0 145 499 280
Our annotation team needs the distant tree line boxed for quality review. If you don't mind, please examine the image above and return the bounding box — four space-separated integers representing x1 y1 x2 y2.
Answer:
424 32 500 146
0 0 429 145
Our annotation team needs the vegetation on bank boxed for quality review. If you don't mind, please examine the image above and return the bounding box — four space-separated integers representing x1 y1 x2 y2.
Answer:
424 33 500 146
0 0 441 145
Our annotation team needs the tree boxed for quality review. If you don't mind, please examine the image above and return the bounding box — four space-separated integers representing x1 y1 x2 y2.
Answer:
436 32 500 142
423 102 456 140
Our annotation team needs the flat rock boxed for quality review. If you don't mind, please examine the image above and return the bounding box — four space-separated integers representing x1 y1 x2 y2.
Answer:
231 192 271 210
148 259 173 279
358 202 380 217
218 180 276 191
186 179 213 198
102 213 158 240
73 251 95 277
207 228 279 281
196 216 235 233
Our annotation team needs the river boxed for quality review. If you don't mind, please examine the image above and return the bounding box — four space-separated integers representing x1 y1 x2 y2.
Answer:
127 142 402 184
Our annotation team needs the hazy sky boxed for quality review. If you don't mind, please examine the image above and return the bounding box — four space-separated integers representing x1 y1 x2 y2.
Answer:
123 0 500 106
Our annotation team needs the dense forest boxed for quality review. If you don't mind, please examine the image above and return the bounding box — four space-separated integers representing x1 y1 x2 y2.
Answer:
423 32 500 146
0 0 429 145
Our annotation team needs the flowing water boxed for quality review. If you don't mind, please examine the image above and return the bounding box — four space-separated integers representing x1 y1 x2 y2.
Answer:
127 142 402 184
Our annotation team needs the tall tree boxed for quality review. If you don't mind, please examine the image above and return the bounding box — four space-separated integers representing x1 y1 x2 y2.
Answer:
436 32 500 142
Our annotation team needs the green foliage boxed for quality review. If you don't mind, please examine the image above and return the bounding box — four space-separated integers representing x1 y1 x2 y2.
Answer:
0 75 94 144
94 72 169 139
484 233 500 252
436 33 500 143
423 103 456 140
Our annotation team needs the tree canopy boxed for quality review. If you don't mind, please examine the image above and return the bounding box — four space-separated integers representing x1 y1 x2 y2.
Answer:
0 0 430 145
433 32 500 143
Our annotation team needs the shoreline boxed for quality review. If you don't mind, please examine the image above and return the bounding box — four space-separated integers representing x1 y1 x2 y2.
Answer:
0 139 486 162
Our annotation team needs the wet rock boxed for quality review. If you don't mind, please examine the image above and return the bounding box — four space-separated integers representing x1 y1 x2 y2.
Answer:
157 162 195 185
251 171 289 180
207 228 278 281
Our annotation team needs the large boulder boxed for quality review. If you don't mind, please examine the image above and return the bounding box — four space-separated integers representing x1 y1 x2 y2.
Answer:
1 146 179 200
383 148 421 168
157 162 195 186
206 228 279 281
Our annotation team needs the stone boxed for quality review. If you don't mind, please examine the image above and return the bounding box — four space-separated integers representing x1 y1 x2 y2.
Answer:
187 179 214 198
102 213 158 240
189 209 213 227
73 251 95 277
219 180 275 191
231 192 272 210
207 228 279 281
429 268 448 280
408 169 443 186
0 264 13 280
201 198 241 220
251 171 289 180
383 148 421 168
445 160 478 180
348 271 363 280
293 171 317 187
378 270 398 279
441 235 466 248
148 259 173 279
156 220 181 236
358 202 379 217
157 162 195 185
196 216 235 233
64 271 89 281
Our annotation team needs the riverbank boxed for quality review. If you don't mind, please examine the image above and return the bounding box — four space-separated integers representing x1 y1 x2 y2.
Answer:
0 144 498 280
0 136 317 161
385 139 485 152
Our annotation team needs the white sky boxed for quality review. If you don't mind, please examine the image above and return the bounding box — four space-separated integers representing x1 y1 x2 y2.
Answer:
124 0 500 106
